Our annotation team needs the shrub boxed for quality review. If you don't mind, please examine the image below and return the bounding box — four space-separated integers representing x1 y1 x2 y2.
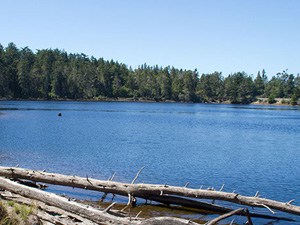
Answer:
268 94 276 104
291 94 298 106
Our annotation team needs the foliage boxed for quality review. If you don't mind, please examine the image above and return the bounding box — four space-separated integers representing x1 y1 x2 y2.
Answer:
290 94 298 105
254 70 267 97
268 94 276 104
224 72 255 104
0 42 299 104
197 72 223 102
0 201 36 225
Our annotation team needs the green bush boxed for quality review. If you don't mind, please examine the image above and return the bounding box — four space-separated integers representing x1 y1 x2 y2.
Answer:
268 94 276 104
291 94 298 106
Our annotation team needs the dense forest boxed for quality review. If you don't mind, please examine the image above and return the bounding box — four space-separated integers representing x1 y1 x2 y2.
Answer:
0 42 299 104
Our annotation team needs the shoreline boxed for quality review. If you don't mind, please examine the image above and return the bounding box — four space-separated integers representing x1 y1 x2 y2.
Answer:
0 97 298 107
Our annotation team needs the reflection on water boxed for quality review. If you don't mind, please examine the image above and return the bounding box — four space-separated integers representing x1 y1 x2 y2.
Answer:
230 105 300 111
0 100 300 224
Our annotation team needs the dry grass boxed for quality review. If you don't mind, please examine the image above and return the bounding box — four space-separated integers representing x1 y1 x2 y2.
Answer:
0 200 36 225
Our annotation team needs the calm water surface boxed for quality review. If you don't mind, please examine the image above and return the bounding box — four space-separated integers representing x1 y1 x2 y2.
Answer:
0 101 299 224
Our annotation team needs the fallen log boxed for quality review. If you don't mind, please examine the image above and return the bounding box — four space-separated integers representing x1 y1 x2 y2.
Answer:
0 177 200 225
141 217 201 225
0 190 99 225
0 176 133 225
0 166 299 218
205 208 250 225
140 194 293 221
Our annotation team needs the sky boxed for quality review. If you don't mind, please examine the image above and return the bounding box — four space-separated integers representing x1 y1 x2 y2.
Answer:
1 0 300 78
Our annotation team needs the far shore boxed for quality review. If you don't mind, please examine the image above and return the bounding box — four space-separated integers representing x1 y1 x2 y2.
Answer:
251 97 299 106
0 97 298 107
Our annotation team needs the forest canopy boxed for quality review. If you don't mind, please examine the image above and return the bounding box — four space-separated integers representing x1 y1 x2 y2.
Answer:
0 42 299 104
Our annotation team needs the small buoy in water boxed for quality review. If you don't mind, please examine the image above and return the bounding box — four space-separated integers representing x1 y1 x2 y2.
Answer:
58 113 62 117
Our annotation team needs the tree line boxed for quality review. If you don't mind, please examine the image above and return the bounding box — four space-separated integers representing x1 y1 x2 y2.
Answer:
0 42 299 104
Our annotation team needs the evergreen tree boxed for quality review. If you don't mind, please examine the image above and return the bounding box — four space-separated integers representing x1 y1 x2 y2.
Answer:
50 50 69 98
4 43 20 98
35 49 56 98
182 70 198 102
254 70 265 97
294 74 300 98
224 72 254 104
0 44 7 97
198 72 223 102
159 67 172 100
170 67 183 101
2 42 300 104
17 47 35 98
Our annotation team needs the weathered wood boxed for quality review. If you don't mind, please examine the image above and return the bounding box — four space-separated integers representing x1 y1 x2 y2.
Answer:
0 177 201 225
0 166 299 217
206 208 254 225
132 166 145 184
244 208 254 225
206 208 245 225
0 176 134 225
140 217 199 225
0 190 99 225
141 194 293 221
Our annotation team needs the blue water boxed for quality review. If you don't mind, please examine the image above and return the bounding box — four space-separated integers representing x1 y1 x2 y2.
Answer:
0 101 300 224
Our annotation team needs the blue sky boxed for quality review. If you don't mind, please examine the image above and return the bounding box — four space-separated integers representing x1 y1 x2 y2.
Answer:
1 0 299 78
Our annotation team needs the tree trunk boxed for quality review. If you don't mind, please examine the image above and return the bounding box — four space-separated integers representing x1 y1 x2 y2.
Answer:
0 176 133 225
0 190 99 225
0 176 201 225
0 166 299 217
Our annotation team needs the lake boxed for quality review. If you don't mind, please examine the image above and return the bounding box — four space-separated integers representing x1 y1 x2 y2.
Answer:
0 101 300 224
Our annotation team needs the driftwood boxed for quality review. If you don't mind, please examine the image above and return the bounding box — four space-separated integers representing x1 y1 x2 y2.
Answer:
1 190 199 225
0 176 133 225
141 194 293 221
0 166 299 218
0 190 98 225
0 177 200 225
205 208 253 225
140 217 200 225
